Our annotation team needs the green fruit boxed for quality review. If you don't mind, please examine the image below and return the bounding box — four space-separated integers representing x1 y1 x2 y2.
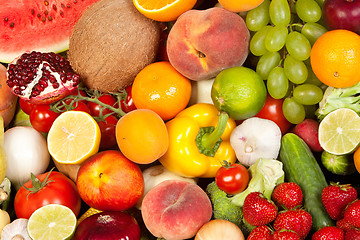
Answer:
321 151 356 175
211 66 267 120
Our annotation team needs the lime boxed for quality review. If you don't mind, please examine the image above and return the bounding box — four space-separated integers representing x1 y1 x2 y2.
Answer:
318 108 360 155
27 204 77 240
321 151 356 175
211 66 267 120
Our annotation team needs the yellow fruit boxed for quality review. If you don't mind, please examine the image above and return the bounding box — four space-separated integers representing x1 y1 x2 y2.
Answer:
0 116 7 184
77 207 102 226
47 111 101 165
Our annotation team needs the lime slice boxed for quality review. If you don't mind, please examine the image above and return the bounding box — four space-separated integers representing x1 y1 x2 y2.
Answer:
27 204 77 240
318 108 360 155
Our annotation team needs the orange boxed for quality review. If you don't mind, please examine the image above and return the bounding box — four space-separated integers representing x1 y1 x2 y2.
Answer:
310 29 360 88
132 61 191 121
354 147 360 174
133 0 197 22
115 109 169 164
218 0 264 12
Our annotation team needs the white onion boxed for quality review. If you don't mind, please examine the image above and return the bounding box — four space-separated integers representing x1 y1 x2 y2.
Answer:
195 219 245 240
3 126 50 190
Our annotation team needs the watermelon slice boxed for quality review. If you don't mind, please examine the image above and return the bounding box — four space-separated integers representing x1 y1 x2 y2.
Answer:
0 0 101 63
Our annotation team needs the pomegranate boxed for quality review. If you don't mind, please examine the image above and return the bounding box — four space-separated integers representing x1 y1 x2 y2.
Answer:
6 51 80 104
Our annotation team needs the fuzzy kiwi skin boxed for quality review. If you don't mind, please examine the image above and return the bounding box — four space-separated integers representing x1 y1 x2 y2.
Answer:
68 0 161 93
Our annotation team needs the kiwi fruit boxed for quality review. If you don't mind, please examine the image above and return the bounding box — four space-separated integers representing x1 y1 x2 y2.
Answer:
68 0 161 93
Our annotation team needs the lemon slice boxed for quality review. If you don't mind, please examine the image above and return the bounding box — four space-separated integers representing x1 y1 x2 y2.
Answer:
133 0 197 22
47 111 101 164
27 204 77 240
318 108 360 155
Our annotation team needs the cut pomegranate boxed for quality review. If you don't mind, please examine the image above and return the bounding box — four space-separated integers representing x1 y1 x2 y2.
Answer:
6 51 80 104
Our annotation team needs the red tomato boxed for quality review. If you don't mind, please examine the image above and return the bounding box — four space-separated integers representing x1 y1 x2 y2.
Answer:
19 98 36 115
120 85 137 113
87 94 117 117
30 104 60 133
98 115 118 150
215 163 250 195
255 95 292 134
14 171 82 219
63 100 91 114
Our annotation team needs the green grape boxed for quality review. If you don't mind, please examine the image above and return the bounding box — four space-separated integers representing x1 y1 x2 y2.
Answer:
283 55 308 84
265 25 288 52
267 67 289 99
295 0 322 23
246 0 270 32
250 26 272 56
301 22 328 46
269 0 291 26
285 31 311 61
293 84 324 105
305 63 323 86
256 51 281 80
283 97 306 124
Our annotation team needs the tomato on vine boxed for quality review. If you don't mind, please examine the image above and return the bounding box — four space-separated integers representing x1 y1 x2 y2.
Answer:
98 115 118 150
30 104 60 133
215 162 250 195
14 170 82 219
19 98 36 115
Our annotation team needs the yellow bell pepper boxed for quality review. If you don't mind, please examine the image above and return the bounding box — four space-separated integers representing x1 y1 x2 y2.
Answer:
159 103 236 178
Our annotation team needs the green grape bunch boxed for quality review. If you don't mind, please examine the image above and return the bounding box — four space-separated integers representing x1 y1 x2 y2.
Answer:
245 0 328 124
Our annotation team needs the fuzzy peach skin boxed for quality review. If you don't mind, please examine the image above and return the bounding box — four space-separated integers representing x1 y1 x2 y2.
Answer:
0 63 17 127
166 7 250 81
141 179 213 240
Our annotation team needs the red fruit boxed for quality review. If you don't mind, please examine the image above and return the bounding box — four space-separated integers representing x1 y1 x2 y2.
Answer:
311 226 345 240
247 225 273 240
273 209 312 239
271 182 303 210
343 199 360 228
29 104 60 133
87 94 117 117
98 115 118 150
345 228 360 240
321 183 358 220
336 218 353 232
273 229 301 240
243 192 278 227
6 51 80 104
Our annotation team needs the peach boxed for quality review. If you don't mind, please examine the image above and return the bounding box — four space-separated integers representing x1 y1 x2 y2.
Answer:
141 179 213 240
166 7 250 81
0 63 17 127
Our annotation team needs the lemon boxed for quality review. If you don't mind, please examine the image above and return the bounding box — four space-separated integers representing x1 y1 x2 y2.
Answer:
27 204 77 240
211 66 267 120
47 111 101 165
0 116 7 184
318 108 360 155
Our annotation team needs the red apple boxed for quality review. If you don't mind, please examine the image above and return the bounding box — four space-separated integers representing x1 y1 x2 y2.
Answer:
322 0 360 34
293 119 323 152
74 211 141 240
76 150 144 211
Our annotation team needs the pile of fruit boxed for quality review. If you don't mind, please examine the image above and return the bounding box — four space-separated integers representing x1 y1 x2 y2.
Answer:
0 0 360 239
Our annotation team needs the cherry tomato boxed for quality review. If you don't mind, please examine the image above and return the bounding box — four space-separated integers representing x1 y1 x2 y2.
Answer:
19 98 36 115
215 163 250 195
87 94 117 117
14 170 82 219
120 85 136 113
30 104 60 133
255 94 292 135
63 100 91 114
98 115 118 149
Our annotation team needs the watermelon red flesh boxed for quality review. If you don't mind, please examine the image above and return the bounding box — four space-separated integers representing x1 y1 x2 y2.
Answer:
0 0 101 63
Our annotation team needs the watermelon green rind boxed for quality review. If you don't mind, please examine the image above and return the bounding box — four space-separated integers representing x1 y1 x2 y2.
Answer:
0 0 101 63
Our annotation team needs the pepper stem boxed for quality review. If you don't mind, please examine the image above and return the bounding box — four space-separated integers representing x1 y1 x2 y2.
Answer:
201 111 229 149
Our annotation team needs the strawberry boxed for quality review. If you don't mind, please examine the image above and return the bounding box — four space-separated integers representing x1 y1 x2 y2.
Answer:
247 225 273 240
321 182 358 220
343 199 360 228
242 192 278 226
273 208 312 239
337 218 353 232
345 228 360 240
311 226 345 240
273 229 301 240
271 182 303 210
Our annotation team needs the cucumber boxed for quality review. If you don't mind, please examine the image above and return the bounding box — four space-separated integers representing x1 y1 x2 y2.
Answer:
279 133 334 231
